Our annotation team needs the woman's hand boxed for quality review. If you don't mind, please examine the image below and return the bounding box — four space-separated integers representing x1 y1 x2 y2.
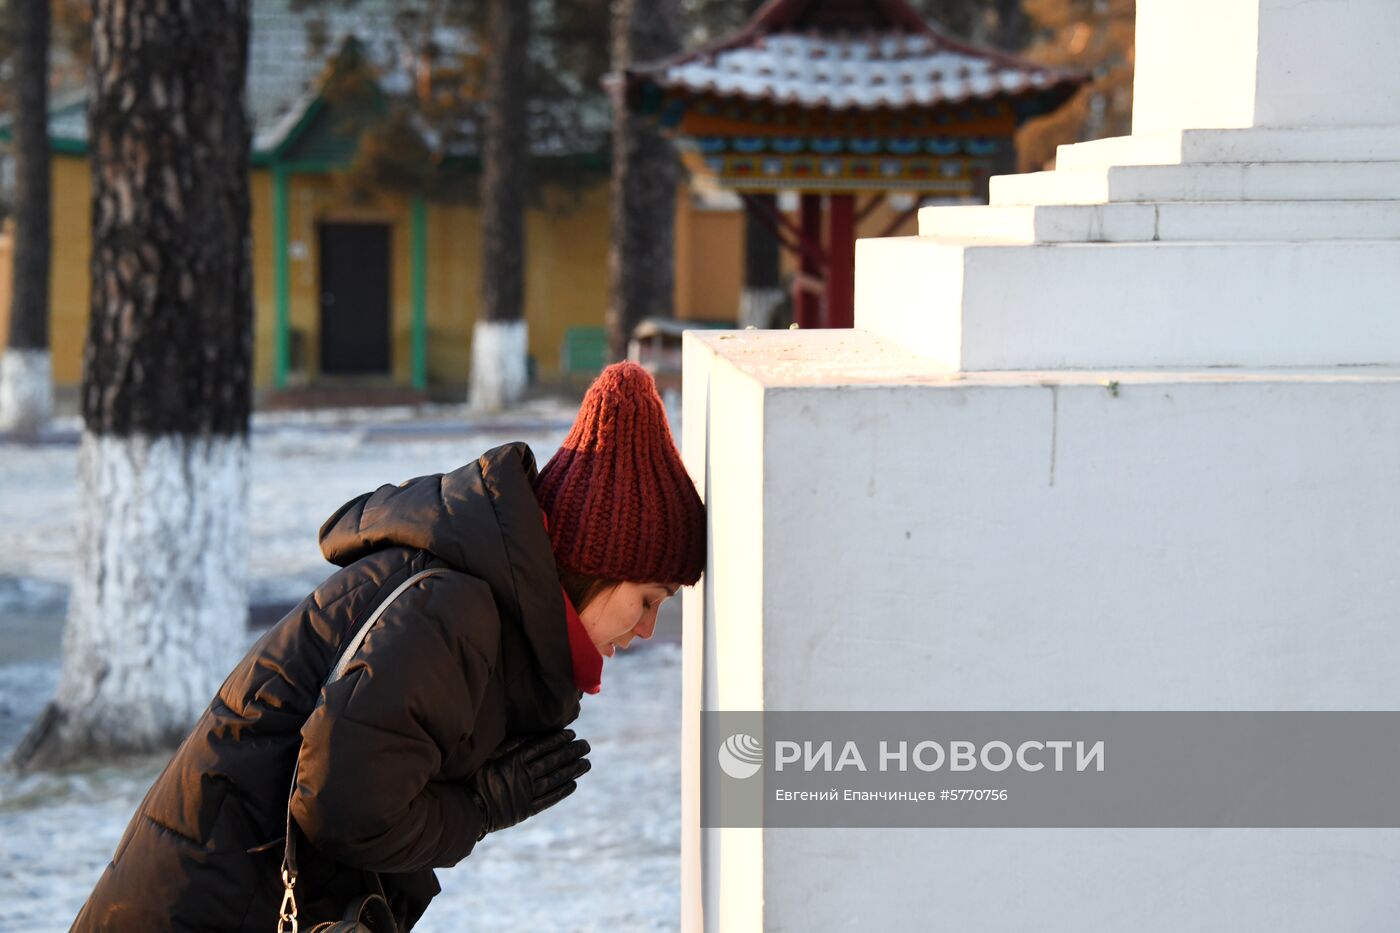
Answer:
466 729 591 839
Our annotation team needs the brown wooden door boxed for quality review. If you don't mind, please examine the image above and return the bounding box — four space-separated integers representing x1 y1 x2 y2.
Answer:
318 222 391 376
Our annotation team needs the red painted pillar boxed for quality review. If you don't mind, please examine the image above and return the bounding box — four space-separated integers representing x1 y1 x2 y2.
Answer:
826 193 856 328
795 193 823 329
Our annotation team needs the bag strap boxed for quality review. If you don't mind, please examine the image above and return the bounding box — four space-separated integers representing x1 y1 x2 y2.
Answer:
277 567 450 933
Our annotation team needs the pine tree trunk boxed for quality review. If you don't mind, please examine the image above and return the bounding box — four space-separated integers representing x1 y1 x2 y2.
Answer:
608 0 682 363
0 0 54 434
471 0 530 412
11 0 254 771
989 0 1031 51
739 194 784 328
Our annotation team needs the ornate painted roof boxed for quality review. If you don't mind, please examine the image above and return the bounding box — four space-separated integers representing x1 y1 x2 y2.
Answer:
641 32 1066 111
618 0 1082 194
627 0 1082 113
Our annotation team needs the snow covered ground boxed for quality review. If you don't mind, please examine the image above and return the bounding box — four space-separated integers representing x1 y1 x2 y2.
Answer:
0 399 588 604
0 400 684 931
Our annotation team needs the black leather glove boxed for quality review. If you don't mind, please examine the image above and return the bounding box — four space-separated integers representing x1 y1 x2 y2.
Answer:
466 729 591 839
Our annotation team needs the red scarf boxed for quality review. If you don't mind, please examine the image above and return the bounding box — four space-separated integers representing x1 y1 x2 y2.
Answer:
540 509 603 695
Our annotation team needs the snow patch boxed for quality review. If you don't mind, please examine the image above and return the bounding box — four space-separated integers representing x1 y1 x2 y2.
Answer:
0 644 682 931
0 415 575 603
0 576 66 615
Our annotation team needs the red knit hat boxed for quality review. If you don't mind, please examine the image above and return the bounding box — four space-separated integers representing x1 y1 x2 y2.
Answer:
533 361 706 586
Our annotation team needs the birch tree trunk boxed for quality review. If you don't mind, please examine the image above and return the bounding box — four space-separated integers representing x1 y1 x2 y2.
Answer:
0 0 54 435
607 0 682 363
470 0 530 412
11 0 253 771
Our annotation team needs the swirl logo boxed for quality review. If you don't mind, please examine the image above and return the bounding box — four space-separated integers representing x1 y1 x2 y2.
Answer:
717 733 763 780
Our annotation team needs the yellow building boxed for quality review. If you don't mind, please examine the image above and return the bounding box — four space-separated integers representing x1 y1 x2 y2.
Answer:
25 99 755 396
6 7 921 399
20 133 916 398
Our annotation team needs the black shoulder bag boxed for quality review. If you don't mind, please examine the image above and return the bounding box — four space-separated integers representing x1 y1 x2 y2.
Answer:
276 567 449 933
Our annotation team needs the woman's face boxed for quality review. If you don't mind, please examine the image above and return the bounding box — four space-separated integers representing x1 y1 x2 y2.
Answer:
578 581 680 657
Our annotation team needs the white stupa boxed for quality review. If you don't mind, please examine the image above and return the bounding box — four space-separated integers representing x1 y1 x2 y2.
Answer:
680 1 1400 930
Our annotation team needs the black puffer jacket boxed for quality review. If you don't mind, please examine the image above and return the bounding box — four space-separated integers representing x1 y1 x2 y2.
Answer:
72 441 583 932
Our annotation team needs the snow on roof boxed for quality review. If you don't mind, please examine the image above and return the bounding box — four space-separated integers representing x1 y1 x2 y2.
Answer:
426 98 612 161
624 0 1083 115
648 31 1061 110
31 0 431 153
246 0 430 153
32 0 608 161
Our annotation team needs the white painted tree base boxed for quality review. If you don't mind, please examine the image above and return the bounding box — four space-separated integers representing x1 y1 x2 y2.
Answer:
469 318 529 412
0 349 54 434
739 287 785 329
16 433 249 768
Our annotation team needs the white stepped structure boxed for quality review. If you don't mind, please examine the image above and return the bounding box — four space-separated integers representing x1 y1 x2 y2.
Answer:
864 0 1400 372
681 1 1400 931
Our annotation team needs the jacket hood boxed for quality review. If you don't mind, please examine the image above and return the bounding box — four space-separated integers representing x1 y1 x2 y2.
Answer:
318 441 578 722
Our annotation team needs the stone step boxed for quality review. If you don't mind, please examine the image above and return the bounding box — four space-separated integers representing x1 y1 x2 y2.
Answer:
1055 125 1400 170
918 200 1400 243
990 161 1400 207
854 235 1400 371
